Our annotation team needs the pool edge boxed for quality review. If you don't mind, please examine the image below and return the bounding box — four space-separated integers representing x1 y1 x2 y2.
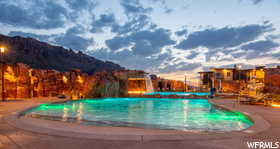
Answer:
209 99 271 135
4 98 271 141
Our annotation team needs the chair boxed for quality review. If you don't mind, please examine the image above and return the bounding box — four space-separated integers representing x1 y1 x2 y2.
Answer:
239 91 265 105
238 90 251 104
249 93 266 105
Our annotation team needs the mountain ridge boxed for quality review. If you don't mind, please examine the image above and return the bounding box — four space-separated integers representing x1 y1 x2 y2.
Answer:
0 34 125 74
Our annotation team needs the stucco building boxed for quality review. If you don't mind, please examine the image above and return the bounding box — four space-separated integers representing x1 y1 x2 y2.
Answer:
199 65 276 96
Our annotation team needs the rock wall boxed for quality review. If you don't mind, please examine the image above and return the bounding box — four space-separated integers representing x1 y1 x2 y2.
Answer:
154 79 185 92
88 71 124 98
0 63 188 100
0 63 95 99
264 68 280 94
0 64 150 99
127 79 147 92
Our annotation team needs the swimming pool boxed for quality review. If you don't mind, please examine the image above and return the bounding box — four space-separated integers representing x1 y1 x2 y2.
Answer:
23 98 252 131
145 92 210 96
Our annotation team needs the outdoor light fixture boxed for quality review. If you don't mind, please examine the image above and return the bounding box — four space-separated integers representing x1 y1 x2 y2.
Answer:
77 76 84 84
0 46 6 101
0 47 5 53
62 76 68 83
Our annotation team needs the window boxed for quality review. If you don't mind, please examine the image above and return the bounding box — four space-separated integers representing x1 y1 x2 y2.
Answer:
216 72 222 78
227 72 231 77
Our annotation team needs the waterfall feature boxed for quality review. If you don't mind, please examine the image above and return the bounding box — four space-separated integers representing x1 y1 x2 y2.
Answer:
145 74 154 93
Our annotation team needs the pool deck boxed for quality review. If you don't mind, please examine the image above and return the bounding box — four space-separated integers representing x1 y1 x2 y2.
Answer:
0 97 280 149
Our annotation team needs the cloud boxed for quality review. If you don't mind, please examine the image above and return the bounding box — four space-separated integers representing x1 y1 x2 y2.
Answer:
66 25 85 35
2 0 280 77
251 0 263 4
8 31 50 42
55 35 93 51
0 1 68 29
121 0 152 16
230 51 246 59
266 34 280 40
241 40 279 51
91 48 172 71
129 28 175 56
105 37 131 51
113 0 157 35
132 40 154 56
219 63 256 69
159 62 202 73
148 0 173 14
54 26 93 51
164 8 173 14
186 51 199 59
92 46 201 74
66 0 98 10
223 39 280 60
91 13 117 33
91 48 128 61
106 28 175 56
113 0 156 35
176 24 274 50
238 0 264 5
175 29 188 36
8 26 93 51
112 14 156 35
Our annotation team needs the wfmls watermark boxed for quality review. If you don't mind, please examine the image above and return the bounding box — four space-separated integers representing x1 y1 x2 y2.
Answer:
247 142 280 149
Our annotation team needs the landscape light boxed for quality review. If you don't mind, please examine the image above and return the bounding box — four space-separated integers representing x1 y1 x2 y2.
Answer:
0 47 5 53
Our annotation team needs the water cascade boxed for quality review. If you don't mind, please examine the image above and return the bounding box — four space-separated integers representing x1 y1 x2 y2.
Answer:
145 74 154 93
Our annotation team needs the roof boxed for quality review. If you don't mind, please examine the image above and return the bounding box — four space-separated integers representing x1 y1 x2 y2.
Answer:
211 68 235 70
198 71 214 73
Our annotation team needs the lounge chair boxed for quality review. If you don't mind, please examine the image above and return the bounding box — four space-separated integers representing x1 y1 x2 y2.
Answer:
239 93 266 105
263 94 274 106
238 90 250 104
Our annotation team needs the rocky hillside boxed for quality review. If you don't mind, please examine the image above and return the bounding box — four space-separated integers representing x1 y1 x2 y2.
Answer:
0 34 124 74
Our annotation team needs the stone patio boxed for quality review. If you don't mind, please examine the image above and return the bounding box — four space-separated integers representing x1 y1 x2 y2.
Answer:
0 98 280 149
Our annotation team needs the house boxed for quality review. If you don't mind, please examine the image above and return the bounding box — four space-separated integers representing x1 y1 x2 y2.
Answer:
264 67 280 94
198 71 213 90
199 65 266 96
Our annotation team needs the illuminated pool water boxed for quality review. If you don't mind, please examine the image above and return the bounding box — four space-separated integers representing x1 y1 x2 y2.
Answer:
23 98 252 131
145 92 210 96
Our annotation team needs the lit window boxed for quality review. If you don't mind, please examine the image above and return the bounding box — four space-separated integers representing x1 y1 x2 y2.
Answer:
227 72 231 77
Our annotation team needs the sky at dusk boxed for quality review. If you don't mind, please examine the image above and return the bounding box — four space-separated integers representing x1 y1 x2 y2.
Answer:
0 0 280 80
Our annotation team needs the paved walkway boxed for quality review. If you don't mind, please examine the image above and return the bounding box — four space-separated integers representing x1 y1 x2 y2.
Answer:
0 98 279 149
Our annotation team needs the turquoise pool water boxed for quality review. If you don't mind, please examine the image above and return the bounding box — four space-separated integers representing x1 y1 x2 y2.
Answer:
23 98 252 131
145 92 210 96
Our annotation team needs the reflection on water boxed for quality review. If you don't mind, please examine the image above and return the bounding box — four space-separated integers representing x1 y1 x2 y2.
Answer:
25 98 253 131
145 92 210 96
62 107 68 122
77 102 84 122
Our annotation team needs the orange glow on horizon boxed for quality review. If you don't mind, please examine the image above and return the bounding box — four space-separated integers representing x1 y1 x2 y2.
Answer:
128 91 147 94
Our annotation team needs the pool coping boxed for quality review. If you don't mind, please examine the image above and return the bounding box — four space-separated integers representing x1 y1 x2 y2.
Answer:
4 98 271 141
